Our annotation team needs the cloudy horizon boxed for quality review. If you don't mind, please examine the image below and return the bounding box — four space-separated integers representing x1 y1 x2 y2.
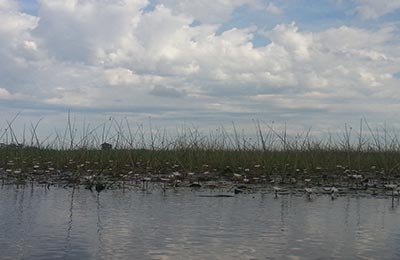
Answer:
1 0 400 138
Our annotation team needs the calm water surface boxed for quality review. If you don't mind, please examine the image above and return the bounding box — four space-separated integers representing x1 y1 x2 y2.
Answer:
0 185 399 260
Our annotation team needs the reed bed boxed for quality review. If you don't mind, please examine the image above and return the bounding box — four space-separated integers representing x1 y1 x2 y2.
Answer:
1 116 400 189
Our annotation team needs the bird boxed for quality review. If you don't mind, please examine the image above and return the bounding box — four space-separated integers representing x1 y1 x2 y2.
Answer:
394 188 400 197
330 186 339 200
234 188 243 194
273 186 281 198
394 187 400 201
95 182 106 193
304 187 313 200
384 184 399 202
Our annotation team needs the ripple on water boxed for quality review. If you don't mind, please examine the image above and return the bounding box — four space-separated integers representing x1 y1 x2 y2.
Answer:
0 186 399 259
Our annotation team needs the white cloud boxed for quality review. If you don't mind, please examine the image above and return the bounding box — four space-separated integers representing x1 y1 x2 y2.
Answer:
105 68 140 86
158 0 255 24
354 0 400 20
0 0 17 10
0 88 12 99
0 87 27 101
34 0 148 63
318 25 394 50
265 22 314 61
265 2 282 15
158 0 282 24
0 0 399 133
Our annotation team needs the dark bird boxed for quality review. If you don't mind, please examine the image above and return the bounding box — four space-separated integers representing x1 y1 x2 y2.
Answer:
234 188 243 194
95 183 106 193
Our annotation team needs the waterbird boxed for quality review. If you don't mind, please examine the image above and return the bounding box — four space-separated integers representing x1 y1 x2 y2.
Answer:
330 187 339 200
394 187 400 201
234 188 243 194
160 178 170 193
95 182 106 193
394 188 400 197
384 184 398 199
173 179 181 187
304 187 313 200
384 184 399 208
273 186 281 198
85 183 94 192
141 177 151 191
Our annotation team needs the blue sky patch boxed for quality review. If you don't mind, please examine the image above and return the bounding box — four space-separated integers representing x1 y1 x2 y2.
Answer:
19 0 39 15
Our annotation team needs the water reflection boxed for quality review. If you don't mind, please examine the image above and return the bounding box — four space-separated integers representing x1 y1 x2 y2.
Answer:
64 187 75 259
0 185 399 259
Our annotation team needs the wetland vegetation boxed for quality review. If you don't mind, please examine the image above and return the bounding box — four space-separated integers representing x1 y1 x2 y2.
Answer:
1 116 400 197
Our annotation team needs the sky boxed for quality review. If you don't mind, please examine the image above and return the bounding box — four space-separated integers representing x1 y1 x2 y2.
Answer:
1 0 400 138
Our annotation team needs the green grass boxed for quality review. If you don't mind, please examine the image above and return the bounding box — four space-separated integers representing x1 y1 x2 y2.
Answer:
1 117 400 184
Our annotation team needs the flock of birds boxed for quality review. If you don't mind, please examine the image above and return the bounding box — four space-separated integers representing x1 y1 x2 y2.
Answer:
272 184 400 201
78 170 400 204
273 186 340 200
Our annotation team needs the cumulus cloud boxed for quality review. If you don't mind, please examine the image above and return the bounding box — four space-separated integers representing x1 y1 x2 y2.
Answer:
33 0 148 63
0 0 399 133
265 22 314 61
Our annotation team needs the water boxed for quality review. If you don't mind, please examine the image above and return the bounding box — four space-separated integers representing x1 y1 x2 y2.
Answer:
0 185 400 260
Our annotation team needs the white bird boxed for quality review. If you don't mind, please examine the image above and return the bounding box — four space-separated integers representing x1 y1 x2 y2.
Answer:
330 186 339 193
385 184 399 200
330 186 339 200
304 187 313 200
273 186 281 198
